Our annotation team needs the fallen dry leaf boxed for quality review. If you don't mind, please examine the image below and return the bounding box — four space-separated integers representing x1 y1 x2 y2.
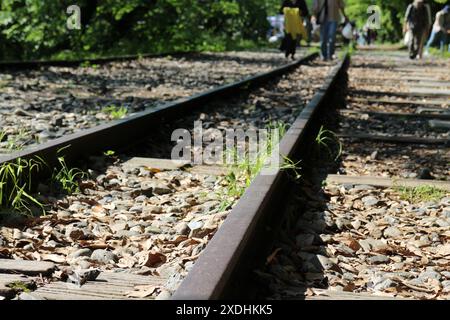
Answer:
144 167 162 174
266 248 282 265
343 237 361 252
126 285 160 298
140 251 167 268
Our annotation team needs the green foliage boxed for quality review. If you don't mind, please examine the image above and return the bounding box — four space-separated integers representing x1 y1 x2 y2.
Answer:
80 61 99 69
345 0 447 43
1 1 447 61
0 145 89 216
52 147 88 195
0 157 45 216
7 281 34 292
0 0 282 60
102 105 128 120
0 129 30 151
428 47 450 58
315 126 342 161
395 185 447 203
218 121 301 211
103 150 116 157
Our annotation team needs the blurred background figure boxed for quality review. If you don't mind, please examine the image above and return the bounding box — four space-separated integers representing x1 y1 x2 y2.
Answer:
425 5 450 55
341 20 358 51
313 0 348 61
362 23 377 46
305 16 313 46
404 0 432 60
279 0 309 60
267 14 285 43
310 16 322 42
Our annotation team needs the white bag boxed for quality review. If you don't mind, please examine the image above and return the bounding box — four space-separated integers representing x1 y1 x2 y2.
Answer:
342 23 353 40
269 35 279 43
404 30 413 46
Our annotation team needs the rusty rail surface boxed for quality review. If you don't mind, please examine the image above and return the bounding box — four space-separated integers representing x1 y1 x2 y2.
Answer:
0 53 318 171
172 54 350 300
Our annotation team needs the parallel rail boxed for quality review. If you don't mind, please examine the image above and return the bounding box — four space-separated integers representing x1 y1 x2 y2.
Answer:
1 51 353 301
0 53 318 170
172 54 350 300
0 51 193 70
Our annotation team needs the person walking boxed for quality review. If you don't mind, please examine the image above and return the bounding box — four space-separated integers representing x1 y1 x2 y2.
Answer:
280 0 309 60
425 5 450 55
404 0 432 59
312 0 348 61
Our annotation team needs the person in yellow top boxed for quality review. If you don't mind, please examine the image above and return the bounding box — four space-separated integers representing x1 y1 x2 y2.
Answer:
280 0 310 60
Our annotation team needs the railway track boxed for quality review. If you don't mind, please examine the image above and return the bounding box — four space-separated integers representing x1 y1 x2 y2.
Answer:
0 50 349 300
0 50 290 153
0 51 196 70
2 48 446 301
256 50 450 300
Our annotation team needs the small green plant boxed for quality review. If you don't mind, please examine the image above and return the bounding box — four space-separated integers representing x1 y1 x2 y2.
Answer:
0 129 29 151
52 147 88 194
217 121 301 211
0 80 9 88
80 61 99 69
307 46 320 55
427 48 450 59
0 157 45 215
7 281 34 292
281 155 302 180
395 185 447 203
103 150 116 157
102 105 128 120
0 131 6 143
315 126 342 161
80 61 90 68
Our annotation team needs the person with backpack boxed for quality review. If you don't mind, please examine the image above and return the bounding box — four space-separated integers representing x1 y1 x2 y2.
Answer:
425 5 450 55
404 0 432 59
313 0 348 61
280 0 310 60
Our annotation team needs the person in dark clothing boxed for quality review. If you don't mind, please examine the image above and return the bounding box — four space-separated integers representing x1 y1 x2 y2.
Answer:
280 0 310 59
281 0 310 17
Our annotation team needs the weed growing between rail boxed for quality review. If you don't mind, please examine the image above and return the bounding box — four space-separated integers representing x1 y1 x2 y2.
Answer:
0 129 31 152
80 61 100 69
7 280 35 293
102 105 128 120
51 146 89 195
217 121 301 211
0 157 45 216
0 146 89 216
395 185 448 204
314 125 342 162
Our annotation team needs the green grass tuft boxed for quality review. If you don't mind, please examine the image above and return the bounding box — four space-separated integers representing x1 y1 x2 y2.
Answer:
217 121 301 211
0 157 45 216
315 126 342 162
52 146 88 195
395 185 447 203
102 105 128 120
427 48 450 59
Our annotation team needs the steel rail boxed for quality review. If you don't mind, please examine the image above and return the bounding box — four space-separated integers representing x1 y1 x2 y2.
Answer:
0 51 194 70
0 53 318 171
172 54 350 300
